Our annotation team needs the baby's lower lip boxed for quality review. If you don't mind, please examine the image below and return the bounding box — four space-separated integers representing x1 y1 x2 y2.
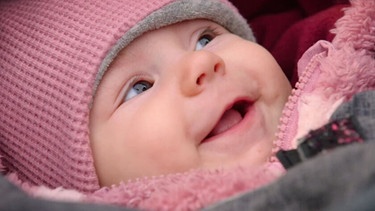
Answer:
202 100 251 143
203 109 243 143
199 105 257 154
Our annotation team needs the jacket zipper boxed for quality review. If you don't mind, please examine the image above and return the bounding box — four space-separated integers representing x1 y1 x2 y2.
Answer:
270 56 319 163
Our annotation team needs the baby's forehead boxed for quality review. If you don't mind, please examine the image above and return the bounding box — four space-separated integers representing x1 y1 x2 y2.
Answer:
112 20 212 57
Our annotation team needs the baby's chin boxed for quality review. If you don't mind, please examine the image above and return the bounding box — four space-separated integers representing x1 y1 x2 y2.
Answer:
199 106 275 155
197 130 275 173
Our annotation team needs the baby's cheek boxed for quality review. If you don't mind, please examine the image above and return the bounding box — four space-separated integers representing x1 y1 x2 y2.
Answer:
148 145 199 174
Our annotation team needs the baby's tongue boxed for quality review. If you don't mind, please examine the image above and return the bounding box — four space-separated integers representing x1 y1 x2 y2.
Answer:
210 109 242 136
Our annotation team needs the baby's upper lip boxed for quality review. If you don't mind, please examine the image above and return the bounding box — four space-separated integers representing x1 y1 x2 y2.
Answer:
201 97 253 143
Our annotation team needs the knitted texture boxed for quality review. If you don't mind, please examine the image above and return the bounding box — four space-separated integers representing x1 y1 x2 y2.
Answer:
0 0 254 193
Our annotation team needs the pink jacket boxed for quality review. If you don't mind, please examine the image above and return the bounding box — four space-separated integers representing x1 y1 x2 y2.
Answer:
2 0 375 210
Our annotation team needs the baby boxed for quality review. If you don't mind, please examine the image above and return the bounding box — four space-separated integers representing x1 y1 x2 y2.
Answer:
90 18 291 186
1 0 374 210
0 0 290 193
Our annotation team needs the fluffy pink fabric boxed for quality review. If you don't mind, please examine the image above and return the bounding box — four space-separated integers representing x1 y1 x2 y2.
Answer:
287 0 375 146
5 162 283 210
87 163 283 210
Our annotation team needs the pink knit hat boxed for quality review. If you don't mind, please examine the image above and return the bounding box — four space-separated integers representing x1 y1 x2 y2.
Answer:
0 0 254 193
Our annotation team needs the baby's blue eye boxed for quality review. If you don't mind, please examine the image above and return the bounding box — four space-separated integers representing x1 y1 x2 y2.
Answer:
195 34 214 50
125 80 153 101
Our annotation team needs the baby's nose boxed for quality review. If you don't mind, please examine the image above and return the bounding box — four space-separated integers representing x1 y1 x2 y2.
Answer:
178 51 225 97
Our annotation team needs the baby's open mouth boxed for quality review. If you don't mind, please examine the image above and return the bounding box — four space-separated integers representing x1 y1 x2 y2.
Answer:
204 100 252 141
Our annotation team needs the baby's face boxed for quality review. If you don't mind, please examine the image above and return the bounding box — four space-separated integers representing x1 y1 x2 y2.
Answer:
90 20 292 186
